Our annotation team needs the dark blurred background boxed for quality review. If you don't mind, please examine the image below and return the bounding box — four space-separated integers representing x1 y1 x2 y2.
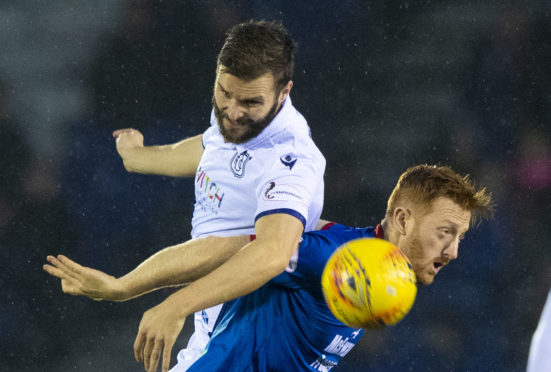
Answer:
1 0 550 371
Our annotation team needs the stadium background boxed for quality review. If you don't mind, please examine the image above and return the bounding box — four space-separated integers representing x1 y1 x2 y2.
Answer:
1 0 550 370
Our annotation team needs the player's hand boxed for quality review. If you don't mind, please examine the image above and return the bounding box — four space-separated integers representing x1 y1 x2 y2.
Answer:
113 128 144 155
134 298 186 372
43 255 124 301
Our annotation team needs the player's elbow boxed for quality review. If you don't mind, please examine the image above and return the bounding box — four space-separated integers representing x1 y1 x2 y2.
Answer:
122 160 137 173
264 256 289 279
121 157 156 175
261 240 297 276
270 252 292 274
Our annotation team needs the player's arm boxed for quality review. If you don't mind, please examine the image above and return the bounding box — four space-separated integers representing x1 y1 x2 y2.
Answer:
113 128 204 177
164 213 301 311
133 213 303 372
43 235 249 301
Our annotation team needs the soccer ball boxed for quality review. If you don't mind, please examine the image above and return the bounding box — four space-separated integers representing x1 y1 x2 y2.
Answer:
321 238 417 328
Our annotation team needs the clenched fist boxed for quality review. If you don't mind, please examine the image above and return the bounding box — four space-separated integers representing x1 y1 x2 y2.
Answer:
113 128 144 154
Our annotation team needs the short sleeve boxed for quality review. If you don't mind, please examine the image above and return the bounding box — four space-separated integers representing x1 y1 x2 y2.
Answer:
254 151 324 228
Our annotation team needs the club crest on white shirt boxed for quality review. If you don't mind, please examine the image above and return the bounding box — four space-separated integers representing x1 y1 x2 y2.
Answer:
230 150 252 178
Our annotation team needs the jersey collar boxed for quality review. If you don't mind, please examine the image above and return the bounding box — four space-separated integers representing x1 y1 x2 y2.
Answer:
375 224 384 239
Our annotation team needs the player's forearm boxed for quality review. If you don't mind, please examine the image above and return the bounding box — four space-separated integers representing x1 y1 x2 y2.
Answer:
117 236 248 301
165 214 303 317
120 134 204 177
164 238 292 316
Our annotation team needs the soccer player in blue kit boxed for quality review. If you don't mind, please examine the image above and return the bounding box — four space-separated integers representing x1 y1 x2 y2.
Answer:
45 164 493 371
185 164 493 372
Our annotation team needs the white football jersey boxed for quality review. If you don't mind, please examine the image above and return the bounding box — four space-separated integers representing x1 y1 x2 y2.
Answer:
173 97 325 371
191 97 325 238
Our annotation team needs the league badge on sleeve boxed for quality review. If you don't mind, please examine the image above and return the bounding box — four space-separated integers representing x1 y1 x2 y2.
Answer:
262 181 303 202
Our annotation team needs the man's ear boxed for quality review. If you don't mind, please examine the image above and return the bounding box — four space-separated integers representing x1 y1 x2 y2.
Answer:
393 207 411 236
278 80 293 103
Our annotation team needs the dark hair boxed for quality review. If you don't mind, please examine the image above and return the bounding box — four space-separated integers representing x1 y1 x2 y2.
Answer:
217 20 296 92
386 164 494 225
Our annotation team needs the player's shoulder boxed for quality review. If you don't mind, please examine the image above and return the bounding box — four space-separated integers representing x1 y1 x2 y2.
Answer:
266 123 325 173
202 122 224 148
275 111 317 150
305 223 376 244
261 100 321 152
254 139 325 183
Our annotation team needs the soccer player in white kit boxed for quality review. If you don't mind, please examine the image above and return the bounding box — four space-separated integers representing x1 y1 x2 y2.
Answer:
112 21 325 372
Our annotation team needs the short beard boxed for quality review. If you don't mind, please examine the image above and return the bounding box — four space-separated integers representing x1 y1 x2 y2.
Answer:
403 231 433 286
212 95 279 144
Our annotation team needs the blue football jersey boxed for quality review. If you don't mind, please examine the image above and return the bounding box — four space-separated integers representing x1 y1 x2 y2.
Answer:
188 224 379 372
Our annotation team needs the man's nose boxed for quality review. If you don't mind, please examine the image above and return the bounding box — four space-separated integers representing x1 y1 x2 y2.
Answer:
444 238 459 260
226 100 245 122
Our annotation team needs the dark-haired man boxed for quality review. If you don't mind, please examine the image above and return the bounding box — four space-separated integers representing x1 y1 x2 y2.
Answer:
45 165 493 371
108 20 325 370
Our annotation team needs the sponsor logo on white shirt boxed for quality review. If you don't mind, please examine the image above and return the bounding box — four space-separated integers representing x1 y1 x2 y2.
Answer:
195 166 225 213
